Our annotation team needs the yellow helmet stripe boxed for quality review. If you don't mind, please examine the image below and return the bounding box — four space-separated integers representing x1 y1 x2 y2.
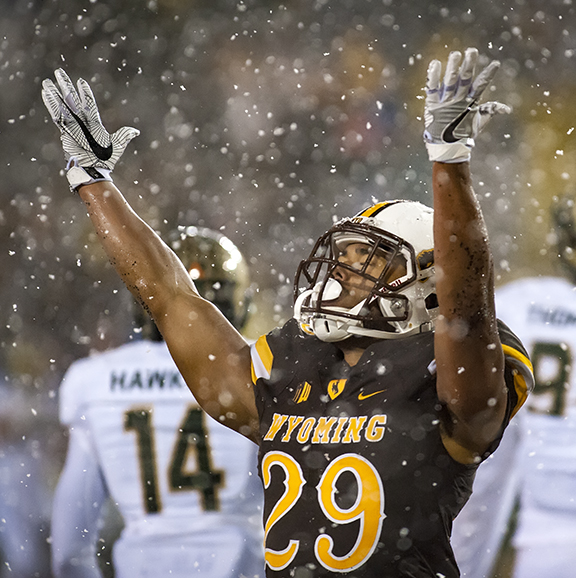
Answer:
357 202 396 218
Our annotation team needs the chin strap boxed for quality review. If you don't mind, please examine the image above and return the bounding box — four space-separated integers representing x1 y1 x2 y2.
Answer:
293 279 345 322
293 287 315 322
346 321 432 340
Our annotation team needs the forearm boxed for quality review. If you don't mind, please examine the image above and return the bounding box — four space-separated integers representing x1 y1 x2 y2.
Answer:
432 162 496 330
78 181 195 315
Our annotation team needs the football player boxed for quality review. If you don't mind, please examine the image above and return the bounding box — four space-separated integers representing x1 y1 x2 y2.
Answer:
0 376 51 577
453 195 576 578
42 47 533 577
450 409 522 578
50 228 265 578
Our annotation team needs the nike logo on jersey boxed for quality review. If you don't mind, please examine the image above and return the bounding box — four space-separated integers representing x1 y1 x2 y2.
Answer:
441 98 478 143
67 106 113 161
358 389 386 400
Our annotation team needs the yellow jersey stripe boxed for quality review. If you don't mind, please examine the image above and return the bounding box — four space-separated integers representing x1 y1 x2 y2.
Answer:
502 344 533 373
250 335 274 384
427 344 533 419
502 344 534 417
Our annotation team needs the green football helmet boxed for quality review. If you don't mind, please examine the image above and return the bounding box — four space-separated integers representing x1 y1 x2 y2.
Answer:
136 226 252 340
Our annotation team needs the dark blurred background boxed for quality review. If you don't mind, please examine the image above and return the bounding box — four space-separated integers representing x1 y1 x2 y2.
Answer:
0 0 575 574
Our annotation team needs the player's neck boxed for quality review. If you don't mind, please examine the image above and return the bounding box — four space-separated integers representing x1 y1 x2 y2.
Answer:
341 348 364 367
337 336 378 367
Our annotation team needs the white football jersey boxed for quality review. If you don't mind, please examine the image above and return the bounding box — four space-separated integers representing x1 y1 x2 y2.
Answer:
57 339 264 577
496 276 576 546
451 417 522 578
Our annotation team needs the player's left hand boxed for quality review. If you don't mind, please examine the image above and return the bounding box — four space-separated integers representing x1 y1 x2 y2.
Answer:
423 47 511 163
42 68 139 171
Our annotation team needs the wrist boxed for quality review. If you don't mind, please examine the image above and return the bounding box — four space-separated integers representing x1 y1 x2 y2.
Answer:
425 142 472 163
66 161 113 192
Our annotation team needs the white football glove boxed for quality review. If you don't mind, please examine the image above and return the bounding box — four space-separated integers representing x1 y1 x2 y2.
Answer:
42 68 139 189
423 47 511 163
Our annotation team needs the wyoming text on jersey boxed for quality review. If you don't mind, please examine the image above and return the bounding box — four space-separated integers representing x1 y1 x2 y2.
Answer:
263 412 387 444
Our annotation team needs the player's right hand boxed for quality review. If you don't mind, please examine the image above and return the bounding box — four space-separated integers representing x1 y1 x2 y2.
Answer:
42 69 139 171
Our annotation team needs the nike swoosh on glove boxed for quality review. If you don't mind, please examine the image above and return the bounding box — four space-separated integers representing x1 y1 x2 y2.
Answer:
42 68 139 171
423 47 511 163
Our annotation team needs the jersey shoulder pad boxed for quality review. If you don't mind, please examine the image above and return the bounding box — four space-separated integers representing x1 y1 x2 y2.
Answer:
250 318 336 383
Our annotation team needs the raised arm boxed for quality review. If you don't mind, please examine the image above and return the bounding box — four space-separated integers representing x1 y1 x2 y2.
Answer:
423 48 512 463
42 70 258 440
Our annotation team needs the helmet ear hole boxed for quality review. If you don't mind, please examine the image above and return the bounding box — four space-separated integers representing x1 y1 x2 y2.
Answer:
425 293 438 310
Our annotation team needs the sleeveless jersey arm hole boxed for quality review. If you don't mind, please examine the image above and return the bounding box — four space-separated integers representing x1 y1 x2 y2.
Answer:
497 319 534 421
250 334 273 383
